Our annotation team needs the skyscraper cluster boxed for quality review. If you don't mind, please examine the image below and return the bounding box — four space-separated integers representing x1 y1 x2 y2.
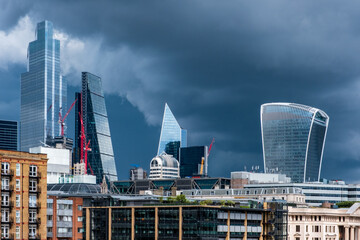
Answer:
15 20 331 185
19 20 117 184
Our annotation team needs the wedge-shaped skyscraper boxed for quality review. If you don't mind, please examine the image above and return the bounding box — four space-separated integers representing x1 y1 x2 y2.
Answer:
79 72 117 183
261 103 329 183
157 103 187 157
21 21 66 151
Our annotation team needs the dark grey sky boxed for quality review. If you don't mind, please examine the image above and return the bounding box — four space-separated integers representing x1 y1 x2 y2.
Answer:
1 0 360 182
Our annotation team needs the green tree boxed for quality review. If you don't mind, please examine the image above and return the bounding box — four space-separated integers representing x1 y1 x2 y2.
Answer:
200 200 213 205
176 194 189 203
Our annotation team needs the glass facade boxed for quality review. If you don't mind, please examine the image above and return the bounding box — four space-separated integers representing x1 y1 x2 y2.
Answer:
81 72 117 183
165 141 180 160
157 104 187 158
179 146 208 178
90 205 282 240
261 103 329 183
21 21 66 151
0 120 18 150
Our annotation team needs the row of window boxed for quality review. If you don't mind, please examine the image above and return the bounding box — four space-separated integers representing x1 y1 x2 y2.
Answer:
291 215 322 221
294 225 326 233
1 162 38 176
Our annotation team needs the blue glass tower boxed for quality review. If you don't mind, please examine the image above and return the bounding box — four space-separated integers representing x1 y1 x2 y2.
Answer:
21 21 66 151
0 120 18 151
261 103 329 183
157 103 187 158
81 72 117 183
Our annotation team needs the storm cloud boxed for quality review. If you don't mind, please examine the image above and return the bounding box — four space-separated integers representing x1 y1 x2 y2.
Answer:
1 0 360 181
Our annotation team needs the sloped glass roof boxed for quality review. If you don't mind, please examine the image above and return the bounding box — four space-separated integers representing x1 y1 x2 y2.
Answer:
47 183 101 194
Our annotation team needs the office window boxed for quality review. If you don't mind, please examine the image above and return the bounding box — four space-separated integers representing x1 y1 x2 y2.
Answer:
296 225 300 232
47 215 52 221
29 226 36 238
16 210 20 223
16 226 20 239
29 210 36 223
78 228 84 233
16 179 20 191
16 195 21 207
1 194 9 206
47 202 53 209
29 195 36 207
1 162 10 174
29 165 37 177
78 216 83 222
1 178 9 190
16 163 20 176
29 179 37 191
78 205 82 211
1 225 9 238
1 209 9 222
47 227 53 233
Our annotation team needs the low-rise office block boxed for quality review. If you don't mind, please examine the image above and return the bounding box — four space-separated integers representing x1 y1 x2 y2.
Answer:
84 202 287 240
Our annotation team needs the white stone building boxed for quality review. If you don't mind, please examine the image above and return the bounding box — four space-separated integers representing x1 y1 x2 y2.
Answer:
149 153 179 179
288 203 360 240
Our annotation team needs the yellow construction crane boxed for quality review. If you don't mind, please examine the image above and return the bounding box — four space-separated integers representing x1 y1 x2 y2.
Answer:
200 157 205 175
199 138 215 176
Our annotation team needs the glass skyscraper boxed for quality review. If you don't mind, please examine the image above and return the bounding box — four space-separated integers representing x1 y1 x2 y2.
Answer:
79 72 117 183
21 21 66 151
157 103 187 157
261 103 329 183
0 120 18 151
179 146 208 178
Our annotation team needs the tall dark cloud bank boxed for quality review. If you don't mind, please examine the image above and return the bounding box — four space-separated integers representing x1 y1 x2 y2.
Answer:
1 0 360 181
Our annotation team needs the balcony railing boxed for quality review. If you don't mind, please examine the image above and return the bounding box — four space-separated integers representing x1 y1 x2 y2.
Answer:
28 234 41 240
29 186 42 195
29 203 42 213
1 201 13 209
1 233 14 240
1 217 14 224
29 218 41 225
1 185 14 193
1 169 14 177
29 172 41 179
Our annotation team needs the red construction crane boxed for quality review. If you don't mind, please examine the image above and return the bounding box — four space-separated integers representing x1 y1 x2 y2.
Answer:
207 138 215 157
78 98 94 176
59 99 78 137
200 138 215 176
84 140 94 175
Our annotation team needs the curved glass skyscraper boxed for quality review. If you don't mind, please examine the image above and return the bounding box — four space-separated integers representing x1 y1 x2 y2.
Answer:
79 72 118 183
261 103 329 183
